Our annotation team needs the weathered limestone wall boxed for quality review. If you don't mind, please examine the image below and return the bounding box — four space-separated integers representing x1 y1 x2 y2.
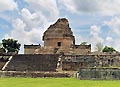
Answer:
68 45 91 55
4 54 59 71
24 45 41 54
62 53 120 79
24 48 35 54
24 45 91 54
78 68 120 80
0 71 70 78
44 38 74 48
62 53 120 71
0 53 120 79
43 18 75 48
36 47 55 54
62 55 94 70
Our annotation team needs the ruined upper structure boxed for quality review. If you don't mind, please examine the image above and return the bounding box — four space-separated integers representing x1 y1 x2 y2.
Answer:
43 18 75 48
24 18 91 54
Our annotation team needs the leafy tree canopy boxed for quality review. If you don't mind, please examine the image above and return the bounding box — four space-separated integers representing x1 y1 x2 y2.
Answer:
80 42 87 45
2 38 21 54
102 46 116 52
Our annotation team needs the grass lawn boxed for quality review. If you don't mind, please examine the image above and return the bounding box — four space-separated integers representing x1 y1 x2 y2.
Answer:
0 78 120 87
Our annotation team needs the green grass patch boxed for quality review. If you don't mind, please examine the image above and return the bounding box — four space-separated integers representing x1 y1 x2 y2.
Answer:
0 78 120 87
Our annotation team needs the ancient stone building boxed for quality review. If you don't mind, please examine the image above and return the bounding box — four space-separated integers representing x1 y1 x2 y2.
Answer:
0 18 120 79
24 18 91 54
43 18 75 48
24 44 41 54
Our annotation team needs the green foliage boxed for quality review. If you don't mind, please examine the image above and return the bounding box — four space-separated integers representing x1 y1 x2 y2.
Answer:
0 78 120 87
102 46 116 52
80 42 87 45
2 38 21 53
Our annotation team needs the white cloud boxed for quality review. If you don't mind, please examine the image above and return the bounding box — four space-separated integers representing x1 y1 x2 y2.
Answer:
21 8 49 31
0 0 18 12
106 37 113 42
75 35 84 45
24 0 59 20
3 6 59 53
5 18 29 43
58 0 77 14
104 16 120 35
104 36 114 47
90 25 101 36
60 0 120 16
21 8 33 20
89 25 104 51
6 8 49 44
2 0 61 53
104 16 120 51
3 0 120 53
113 39 120 51
4 18 44 53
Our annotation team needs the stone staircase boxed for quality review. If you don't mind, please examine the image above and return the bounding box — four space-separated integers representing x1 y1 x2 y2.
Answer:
0 55 11 70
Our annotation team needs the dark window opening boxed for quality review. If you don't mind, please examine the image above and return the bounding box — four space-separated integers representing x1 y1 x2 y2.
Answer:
58 42 61 47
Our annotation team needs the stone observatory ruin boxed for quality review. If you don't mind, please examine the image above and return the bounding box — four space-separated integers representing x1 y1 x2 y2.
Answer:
24 18 91 55
0 18 120 79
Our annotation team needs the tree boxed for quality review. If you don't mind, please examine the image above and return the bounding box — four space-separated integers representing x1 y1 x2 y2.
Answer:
2 39 21 54
80 42 87 45
0 43 6 53
95 42 103 52
102 46 116 52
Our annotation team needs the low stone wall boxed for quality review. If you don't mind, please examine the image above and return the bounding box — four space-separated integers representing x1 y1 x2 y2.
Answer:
0 71 70 78
5 54 59 71
62 54 120 71
78 68 120 80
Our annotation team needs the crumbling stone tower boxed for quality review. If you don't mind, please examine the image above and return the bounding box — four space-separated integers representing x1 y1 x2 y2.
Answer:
24 18 91 54
43 18 75 48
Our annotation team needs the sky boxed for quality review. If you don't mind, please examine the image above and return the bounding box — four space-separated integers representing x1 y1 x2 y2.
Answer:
1 0 120 53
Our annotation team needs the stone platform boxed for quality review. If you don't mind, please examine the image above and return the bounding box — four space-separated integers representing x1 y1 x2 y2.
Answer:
4 54 59 71
78 67 120 80
0 71 70 78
